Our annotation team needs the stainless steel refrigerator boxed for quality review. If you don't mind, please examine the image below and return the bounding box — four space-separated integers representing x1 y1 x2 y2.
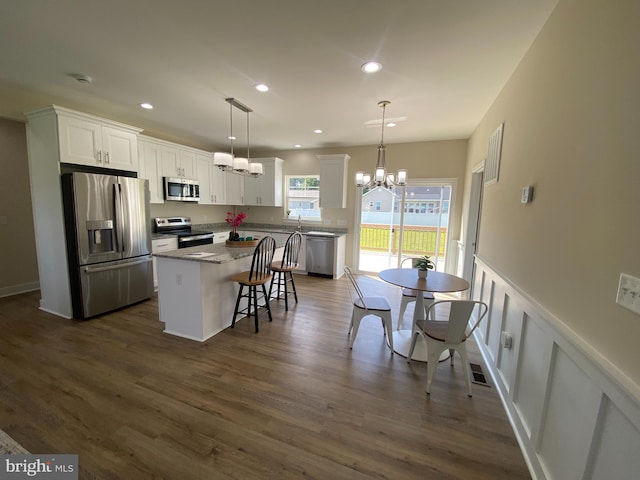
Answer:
62 172 153 318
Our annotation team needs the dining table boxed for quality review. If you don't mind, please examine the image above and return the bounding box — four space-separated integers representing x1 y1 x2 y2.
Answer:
378 268 470 361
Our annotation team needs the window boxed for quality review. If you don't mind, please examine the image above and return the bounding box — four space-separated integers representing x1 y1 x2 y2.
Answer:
375 200 381 211
285 175 321 220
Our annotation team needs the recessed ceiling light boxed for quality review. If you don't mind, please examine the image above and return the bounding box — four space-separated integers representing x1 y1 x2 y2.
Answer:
139 102 154 110
254 83 269 92
386 122 396 127
228 135 236 140
69 73 92 84
313 129 323 134
361 61 382 73
294 144 302 148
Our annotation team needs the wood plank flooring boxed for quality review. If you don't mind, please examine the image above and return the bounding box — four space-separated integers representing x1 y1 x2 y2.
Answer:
0 273 530 479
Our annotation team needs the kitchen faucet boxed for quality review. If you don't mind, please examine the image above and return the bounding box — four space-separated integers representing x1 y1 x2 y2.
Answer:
297 215 302 231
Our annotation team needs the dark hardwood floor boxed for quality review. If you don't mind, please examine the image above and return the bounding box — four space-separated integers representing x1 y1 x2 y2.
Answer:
0 273 530 479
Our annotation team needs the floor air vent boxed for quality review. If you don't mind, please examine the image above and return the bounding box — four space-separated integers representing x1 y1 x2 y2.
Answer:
469 363 490 387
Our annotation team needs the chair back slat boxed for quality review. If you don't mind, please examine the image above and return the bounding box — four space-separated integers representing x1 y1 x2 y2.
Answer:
343 266 368 310
249 236 276 282
426 300 488 343
279 232 302 268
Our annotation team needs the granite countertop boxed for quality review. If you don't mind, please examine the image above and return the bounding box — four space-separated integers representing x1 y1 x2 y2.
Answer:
153 238 286 264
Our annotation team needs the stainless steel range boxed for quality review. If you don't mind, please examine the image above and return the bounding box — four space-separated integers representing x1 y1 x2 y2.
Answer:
153 217 214 248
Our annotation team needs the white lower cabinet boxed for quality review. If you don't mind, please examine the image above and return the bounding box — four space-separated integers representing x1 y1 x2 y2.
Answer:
152 237 178 290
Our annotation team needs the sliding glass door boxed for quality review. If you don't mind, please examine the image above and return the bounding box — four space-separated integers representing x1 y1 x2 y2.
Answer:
357 180 453 273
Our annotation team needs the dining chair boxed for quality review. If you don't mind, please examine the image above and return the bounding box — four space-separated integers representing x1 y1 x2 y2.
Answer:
397 257 436 330
268 232 303 311
230 236 277 333
343 266 394 354
407 299 488 396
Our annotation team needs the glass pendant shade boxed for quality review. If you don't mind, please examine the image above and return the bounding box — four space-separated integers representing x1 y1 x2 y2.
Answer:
213 152 233 169
233 157 249 172
249 162 263 175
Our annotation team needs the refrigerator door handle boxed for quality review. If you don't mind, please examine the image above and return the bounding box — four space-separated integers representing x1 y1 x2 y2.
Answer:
114 183 125 253
82 256 152 274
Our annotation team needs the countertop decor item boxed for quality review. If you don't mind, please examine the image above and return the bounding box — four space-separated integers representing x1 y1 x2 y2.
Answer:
225 238 259 248
226 210 247 241
415 255 435 278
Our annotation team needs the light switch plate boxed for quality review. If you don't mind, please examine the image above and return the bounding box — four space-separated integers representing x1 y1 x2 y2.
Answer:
521 186 533 204
616 273 640 315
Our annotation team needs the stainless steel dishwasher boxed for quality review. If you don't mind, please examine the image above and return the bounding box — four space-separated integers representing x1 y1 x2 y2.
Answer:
305 232 336 277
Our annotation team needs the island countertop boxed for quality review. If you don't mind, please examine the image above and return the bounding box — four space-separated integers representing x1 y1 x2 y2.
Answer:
152 238 285 264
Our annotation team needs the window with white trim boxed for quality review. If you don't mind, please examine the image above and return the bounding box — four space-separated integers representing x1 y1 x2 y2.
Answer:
285 175 321 220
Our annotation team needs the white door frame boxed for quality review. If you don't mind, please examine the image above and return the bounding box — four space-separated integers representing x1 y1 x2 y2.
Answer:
461 162 484 282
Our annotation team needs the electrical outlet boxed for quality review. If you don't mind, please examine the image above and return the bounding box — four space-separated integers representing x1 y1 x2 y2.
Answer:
501 331 513 349
323 219 331 225
176 273 183 286
0 216 7 225
337 219 347 226
616 273 640 315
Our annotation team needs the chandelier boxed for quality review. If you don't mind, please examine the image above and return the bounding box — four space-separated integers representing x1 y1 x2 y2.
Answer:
213 97 263 177
355 100 407 188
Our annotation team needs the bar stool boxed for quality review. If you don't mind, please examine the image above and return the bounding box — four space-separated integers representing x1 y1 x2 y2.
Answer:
268 232 303 310
230 236 276 333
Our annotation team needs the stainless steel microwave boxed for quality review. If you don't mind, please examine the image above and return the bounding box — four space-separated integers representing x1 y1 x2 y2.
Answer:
163 177 200 202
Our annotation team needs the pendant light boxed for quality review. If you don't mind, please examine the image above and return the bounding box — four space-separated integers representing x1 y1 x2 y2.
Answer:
355 100 407 188
213 98 263 177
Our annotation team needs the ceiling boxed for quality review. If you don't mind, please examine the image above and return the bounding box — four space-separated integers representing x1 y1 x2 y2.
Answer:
0 0 558 152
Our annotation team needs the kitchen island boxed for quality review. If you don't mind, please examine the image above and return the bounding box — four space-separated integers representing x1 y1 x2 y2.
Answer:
154 240 283 341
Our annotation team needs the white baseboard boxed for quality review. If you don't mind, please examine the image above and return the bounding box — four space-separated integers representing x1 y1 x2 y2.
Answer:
472 256 640 480
0 281 39 299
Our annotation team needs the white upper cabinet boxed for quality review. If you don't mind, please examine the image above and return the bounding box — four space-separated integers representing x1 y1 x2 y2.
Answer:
138 139 164 204
178 150 196 178
318 154 350 209
210 165 226 205
244 157 284 206
56 107 141 171
195 153 213 205
139 135 211 204
224 171 245 205
160 146 195 179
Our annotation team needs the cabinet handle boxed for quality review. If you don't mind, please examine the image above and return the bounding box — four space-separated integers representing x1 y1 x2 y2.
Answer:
97 150 102 163
105 151 110 164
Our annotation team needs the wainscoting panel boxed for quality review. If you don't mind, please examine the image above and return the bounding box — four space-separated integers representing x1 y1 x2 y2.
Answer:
471 257 640 480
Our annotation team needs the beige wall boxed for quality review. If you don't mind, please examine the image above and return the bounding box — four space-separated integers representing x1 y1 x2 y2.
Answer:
253 139 468 267
463 0 640 387
0 117 39 293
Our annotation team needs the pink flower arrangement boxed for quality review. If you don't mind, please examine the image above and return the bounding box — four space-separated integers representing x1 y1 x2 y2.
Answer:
226 211 247 235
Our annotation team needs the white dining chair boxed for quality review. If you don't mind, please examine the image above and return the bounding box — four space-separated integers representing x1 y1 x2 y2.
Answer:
343 266 394 354
407 299 488 396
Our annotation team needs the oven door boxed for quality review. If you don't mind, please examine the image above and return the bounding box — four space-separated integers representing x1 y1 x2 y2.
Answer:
178 233 214 248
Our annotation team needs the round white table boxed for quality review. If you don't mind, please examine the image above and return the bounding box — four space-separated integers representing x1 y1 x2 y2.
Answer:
379 268 470 362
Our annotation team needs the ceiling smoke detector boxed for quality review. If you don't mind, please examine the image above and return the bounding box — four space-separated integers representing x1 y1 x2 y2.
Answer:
69 73 93 84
